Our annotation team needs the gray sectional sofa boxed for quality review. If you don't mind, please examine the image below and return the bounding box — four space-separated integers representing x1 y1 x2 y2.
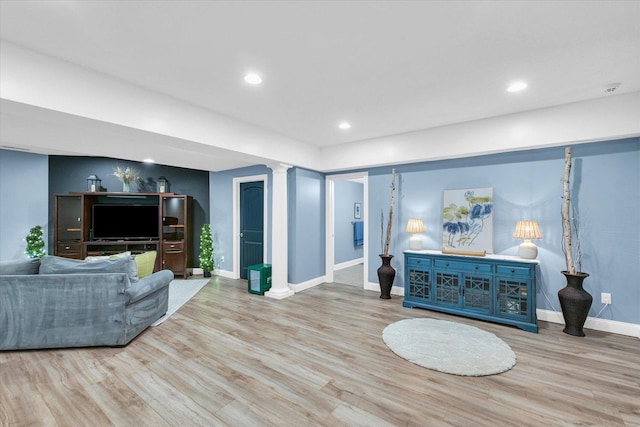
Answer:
0 255 173 350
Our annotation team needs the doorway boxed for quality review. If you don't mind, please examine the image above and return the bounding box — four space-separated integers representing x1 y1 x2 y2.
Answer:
325 172 368 288
233 175 268 280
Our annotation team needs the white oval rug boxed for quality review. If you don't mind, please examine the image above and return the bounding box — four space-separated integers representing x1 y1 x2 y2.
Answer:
382 318 516 376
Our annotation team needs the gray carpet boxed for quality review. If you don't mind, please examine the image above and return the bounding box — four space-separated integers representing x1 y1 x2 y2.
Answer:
382 318 517 376
151 279 209 326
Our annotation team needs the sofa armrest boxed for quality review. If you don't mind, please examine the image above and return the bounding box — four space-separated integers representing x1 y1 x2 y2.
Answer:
125 269 174 304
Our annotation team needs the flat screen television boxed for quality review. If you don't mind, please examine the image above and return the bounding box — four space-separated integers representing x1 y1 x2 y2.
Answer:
92 204 159 240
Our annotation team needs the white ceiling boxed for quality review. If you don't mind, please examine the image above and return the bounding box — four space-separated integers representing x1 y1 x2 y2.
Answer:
0 1 639 171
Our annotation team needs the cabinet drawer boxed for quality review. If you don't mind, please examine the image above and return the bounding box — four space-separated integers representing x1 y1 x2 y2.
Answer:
496 265 532 277
434 259 491 273
163 241 184 251
58 243 81 254
406 256 431 268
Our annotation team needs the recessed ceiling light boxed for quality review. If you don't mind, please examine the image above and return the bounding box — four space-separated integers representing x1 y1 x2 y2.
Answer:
143 158 155 163
507 81 528 93
244 73 262 85
338 121 351 130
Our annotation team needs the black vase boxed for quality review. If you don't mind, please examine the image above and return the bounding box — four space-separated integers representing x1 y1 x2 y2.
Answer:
558 271 592 337
203 271 212 278
377 254 396 299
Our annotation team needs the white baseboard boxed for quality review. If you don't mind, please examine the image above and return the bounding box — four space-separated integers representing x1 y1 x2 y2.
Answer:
536 309 640 338
334 258 364 270
289 276 327 293
213 269 236 279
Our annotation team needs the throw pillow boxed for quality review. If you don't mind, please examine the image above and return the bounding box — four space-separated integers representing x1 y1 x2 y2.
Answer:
39 255 139 283
0 258 41 275
135 251 157 279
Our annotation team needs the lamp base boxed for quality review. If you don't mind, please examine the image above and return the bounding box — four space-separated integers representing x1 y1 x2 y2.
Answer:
409 234 423 250
518 240 538 259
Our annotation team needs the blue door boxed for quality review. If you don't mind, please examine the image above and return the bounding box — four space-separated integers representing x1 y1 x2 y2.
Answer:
240 181 264 279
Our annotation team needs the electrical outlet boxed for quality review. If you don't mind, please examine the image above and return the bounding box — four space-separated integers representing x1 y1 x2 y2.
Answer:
601 293 612 304
220 256 225 263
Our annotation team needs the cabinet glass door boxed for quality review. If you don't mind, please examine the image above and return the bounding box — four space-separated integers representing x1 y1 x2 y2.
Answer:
407 268 431 301
463 274 492 313
434 270 460 306
496 278 530 318
162 196 185 241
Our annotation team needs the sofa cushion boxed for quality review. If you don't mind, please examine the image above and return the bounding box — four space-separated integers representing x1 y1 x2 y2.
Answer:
39 255 139 283
85 251 131 262
0 258 41 275
135 251 157 279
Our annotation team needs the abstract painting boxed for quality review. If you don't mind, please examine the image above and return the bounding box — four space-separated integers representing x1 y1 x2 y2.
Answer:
442 187 493 255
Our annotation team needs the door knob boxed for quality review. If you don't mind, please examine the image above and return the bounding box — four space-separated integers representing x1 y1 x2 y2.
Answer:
240 232 244 237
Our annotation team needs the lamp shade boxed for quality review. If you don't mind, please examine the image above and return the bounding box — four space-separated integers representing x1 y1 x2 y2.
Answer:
513 220 542 239
406 218 426 233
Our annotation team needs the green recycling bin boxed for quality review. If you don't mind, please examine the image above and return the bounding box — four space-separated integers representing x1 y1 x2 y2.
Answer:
247 264 272 295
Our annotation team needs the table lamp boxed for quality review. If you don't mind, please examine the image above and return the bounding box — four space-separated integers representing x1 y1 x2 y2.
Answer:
406 218 426 250
513 220 542 259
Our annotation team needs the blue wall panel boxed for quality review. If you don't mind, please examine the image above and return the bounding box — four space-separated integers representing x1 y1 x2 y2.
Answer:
367 138 639 324
210 165 272 273
0 150 49 260
288 167 325 284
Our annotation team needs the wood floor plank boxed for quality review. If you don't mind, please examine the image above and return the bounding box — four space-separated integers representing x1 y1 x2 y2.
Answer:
1 276 639 426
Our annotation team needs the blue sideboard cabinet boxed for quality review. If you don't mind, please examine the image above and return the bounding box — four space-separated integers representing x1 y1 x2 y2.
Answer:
403 250 539 333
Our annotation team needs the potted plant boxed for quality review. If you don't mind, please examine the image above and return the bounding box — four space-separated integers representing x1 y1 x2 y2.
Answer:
25 225 46 258
378 168 396 299
558 147 592 336
113 166 142 192
199 223 214 277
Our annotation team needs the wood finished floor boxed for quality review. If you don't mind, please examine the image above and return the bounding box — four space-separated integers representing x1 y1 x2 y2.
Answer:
1 276 639 427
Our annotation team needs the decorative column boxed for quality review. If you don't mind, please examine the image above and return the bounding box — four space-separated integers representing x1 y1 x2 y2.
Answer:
265 163 295 299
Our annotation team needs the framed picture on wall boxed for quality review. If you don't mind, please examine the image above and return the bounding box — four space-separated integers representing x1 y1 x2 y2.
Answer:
354 202 362 219
442 187 493 255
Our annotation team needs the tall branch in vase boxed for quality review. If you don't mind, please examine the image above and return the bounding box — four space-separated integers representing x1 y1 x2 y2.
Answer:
383 168 396 256
562 147 576 275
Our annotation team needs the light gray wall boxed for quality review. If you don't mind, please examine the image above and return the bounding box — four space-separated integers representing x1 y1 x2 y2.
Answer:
0 150 49 260
367 138 640 325
334 180 363 265
288 167 325 284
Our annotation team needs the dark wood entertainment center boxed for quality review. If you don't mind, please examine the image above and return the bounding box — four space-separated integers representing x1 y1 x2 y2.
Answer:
55 192 192 278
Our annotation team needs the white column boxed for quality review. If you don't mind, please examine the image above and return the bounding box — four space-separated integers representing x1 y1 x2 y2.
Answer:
265 163 295 299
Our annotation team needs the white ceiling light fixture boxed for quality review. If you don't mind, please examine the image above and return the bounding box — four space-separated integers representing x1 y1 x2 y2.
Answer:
143 158 155 163
244 73 262 85
338 121 351 130
507 81 528 93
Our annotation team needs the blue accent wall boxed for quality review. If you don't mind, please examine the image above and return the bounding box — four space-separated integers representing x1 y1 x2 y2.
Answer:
288 167 325 284
367 138 640 325
210 165 272 272
48 156 209 266
334 180 363 264
0 150 49 260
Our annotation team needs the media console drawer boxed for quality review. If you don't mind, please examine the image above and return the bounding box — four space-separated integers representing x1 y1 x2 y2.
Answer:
57 243 82 259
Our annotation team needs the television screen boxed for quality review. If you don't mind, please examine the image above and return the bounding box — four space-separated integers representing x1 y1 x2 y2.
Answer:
92 204 159 240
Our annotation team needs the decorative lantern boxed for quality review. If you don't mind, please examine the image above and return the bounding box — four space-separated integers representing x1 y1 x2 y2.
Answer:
87 174 101 192
157 176 169 193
